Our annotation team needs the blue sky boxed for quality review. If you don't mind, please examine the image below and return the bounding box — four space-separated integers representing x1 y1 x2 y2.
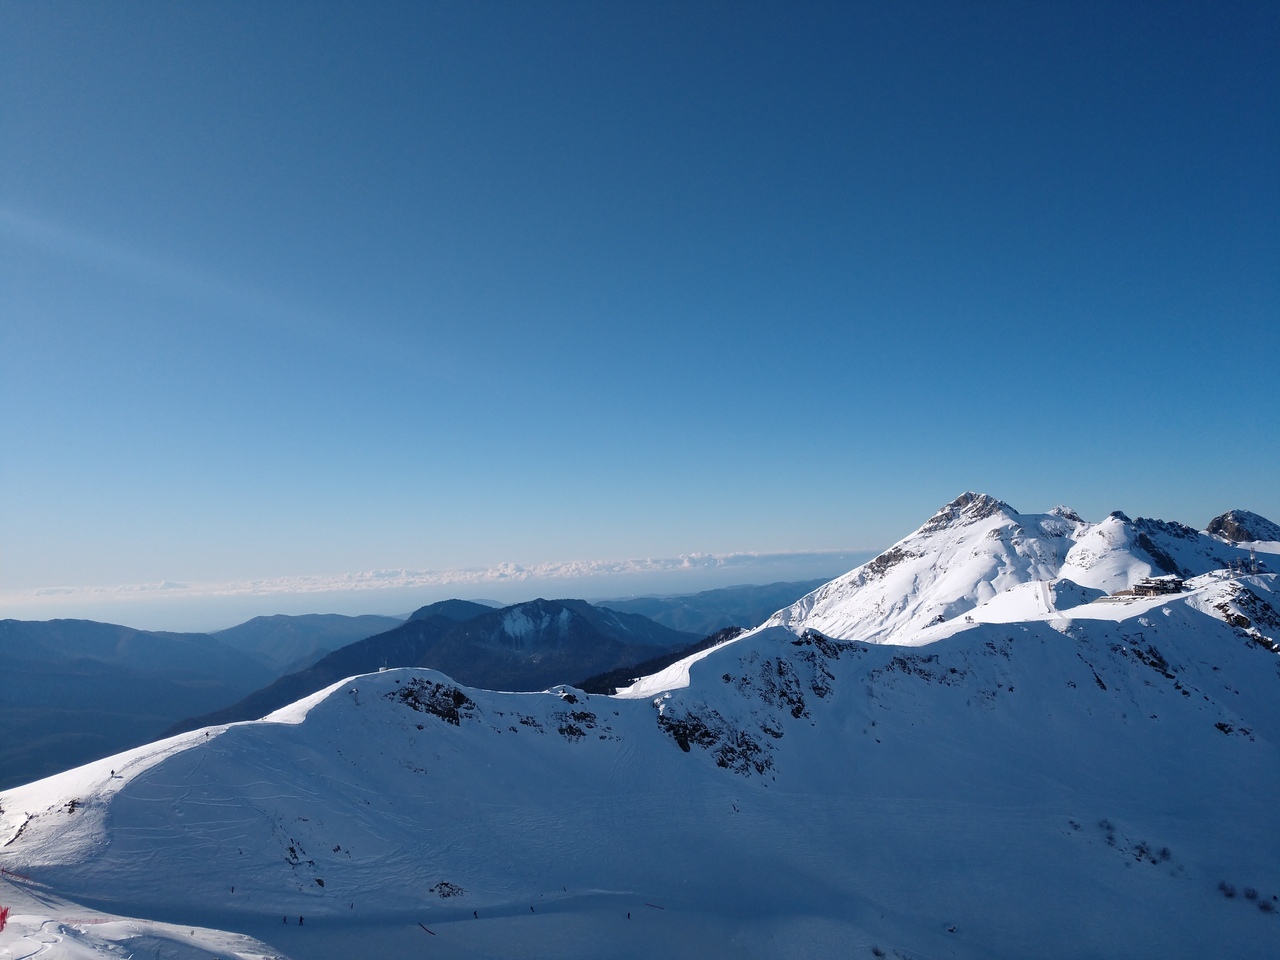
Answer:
2 2 1277 630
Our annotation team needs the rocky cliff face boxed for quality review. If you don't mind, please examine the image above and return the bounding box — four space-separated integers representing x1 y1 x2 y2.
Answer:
1207 509 1280 544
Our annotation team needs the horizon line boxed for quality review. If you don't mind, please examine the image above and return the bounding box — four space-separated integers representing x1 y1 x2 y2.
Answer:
2 547 876 606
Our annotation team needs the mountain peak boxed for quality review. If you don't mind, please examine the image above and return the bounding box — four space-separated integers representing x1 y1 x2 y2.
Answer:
407 599 494 623
1207 509 1280 544
762 493 1275 648
917 492 1014 534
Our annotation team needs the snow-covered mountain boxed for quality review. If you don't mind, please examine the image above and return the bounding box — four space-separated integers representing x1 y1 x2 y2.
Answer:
759 492 1262 645
2 494 1278 960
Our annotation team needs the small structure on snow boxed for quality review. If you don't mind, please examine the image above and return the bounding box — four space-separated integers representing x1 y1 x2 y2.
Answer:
1111 576 1185 598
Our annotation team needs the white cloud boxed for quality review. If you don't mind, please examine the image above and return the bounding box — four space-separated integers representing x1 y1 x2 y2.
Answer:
3 549 868 603
0 549 876 631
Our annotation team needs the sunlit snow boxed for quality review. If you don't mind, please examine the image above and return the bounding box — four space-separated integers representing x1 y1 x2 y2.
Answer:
3 494 1278 960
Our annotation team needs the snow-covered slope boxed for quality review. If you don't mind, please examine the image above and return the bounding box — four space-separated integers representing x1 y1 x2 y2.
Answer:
4 585 1279 958
760 492 1265 645
0 874 283 960
3 495 1279 960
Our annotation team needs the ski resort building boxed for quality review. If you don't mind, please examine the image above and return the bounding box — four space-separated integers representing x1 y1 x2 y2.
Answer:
1115 576 1186 598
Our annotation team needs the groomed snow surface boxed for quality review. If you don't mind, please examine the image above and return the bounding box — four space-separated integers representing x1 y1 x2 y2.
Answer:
0 874 283 960
3 495 1279 959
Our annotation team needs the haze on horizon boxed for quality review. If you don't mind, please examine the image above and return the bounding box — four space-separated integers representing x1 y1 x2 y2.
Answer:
2 2 1277 631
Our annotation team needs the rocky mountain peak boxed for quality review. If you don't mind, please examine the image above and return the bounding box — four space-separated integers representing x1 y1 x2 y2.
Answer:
1207 510 1280 544
918 492 1014 534
1048 505 1084 522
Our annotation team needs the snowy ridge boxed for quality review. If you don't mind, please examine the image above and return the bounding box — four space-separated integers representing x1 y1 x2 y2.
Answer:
3 494 1279 960
3 575 1277 958
758 492 1263 646
614 633 747 700
260 676 362 725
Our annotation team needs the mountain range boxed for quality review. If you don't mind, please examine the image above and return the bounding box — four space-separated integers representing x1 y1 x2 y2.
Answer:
0 613 418 792
1 493 1277 960
211 613 407 674
1 585 827 791
166 597 701 735
759 492 1266 646
0 619 275 790
595 580 830 635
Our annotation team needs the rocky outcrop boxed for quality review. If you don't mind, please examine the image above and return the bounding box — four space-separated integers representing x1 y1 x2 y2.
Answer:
1207 510 1280 544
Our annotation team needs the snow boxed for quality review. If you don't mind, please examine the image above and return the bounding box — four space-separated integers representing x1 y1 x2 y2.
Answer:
0 876 283 960
751 493 1267 649
260 677 359 725
3 493 1279 959
613 633 753 700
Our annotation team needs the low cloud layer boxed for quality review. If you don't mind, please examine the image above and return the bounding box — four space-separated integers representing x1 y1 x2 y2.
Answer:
1 549 874 632
13 549 866 601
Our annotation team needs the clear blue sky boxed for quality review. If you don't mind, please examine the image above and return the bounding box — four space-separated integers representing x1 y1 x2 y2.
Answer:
2 1 1277 629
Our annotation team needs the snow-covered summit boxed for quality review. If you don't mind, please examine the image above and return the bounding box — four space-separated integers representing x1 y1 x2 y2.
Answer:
912 490 1017 534
761 492 1081 643
759 492 1269 646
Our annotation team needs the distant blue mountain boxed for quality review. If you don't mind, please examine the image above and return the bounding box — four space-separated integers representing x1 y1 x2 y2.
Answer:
0 613 407 789
213 612 405 673
168 598 701 734
0 619 273 789
597 579 829 635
